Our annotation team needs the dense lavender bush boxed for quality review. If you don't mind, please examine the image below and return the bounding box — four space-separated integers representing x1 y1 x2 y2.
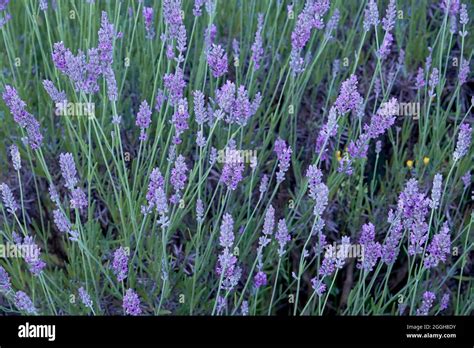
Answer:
0 0 472 316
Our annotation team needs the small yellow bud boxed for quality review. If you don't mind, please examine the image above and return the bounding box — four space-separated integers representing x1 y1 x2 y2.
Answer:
406 160 414 168
423 157 430 165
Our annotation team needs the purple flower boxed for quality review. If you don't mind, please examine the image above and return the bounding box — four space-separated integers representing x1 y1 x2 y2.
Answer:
375 140 382 154
424 222 451 269
397 179 431 256
415 67 425 88
440 293 450 311
275 218 291 257
311 278 327 296
53 209 78 241
193 90 208 125
319 245 337 276
349 98 398 159
220 140 245 191
254 271 267 288
79 287 93 309
59 153 78 190
135 100 152 141
259 205 275 249
453 123 472 161
196 198 204 223
143 7 155 39
274 138 292 183
315 107 338 161
382 210 404 264
112 246 129 282
171 98 190 144
40 0 48 12
251 14 264 70
193 0 205 16
207 44 228 78
334 74 362 114
430 173 443 209
259 174 269 199
356 223 382 272
241 300 249 315
70 187 87 209
216 295 227 315
9 144 21 171
0 183 18 214
144 168 168 215
170 155 188 204
22 236 46 276
203 24 217 52
324 9 340 40
289 0 330 74
216 213 241 291
98 11 115 67
215 81 261 126
428 68 439 98
0 265 12 293
219 213 235 249
163 0 184 40
98 12 118 100
0 0 10 12
459 58 470 85
2 85 43 150
123 288 142 316
416 291 435 316
378 31 393 60
441 0 460 15
363 0 379 31
459 3 469 25
49 184 60 206
164 67 186 106
306 164 329 217
42 80 67 103
382 0 396 32
14 291 37 314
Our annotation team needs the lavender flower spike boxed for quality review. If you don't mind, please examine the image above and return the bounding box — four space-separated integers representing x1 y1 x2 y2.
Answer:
123 288 142 316
14 291 37 314
363 0 379 31
453 123 472 161
0 183 18 214
0 265 12 293
275 218 291 257
112 246 129 282
274 138 292 183
135 100 152 141
2 85 43 150
207 44 228 78
356 223 382 272
429 173 443 209
424 222 451 269
9 144 21 171
59 153 78 190
416 291 435 316
251 14 264 70
42 80 67 103
79 287 93 309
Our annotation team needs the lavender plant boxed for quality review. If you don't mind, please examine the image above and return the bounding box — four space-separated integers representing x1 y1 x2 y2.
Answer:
0 0 472 317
